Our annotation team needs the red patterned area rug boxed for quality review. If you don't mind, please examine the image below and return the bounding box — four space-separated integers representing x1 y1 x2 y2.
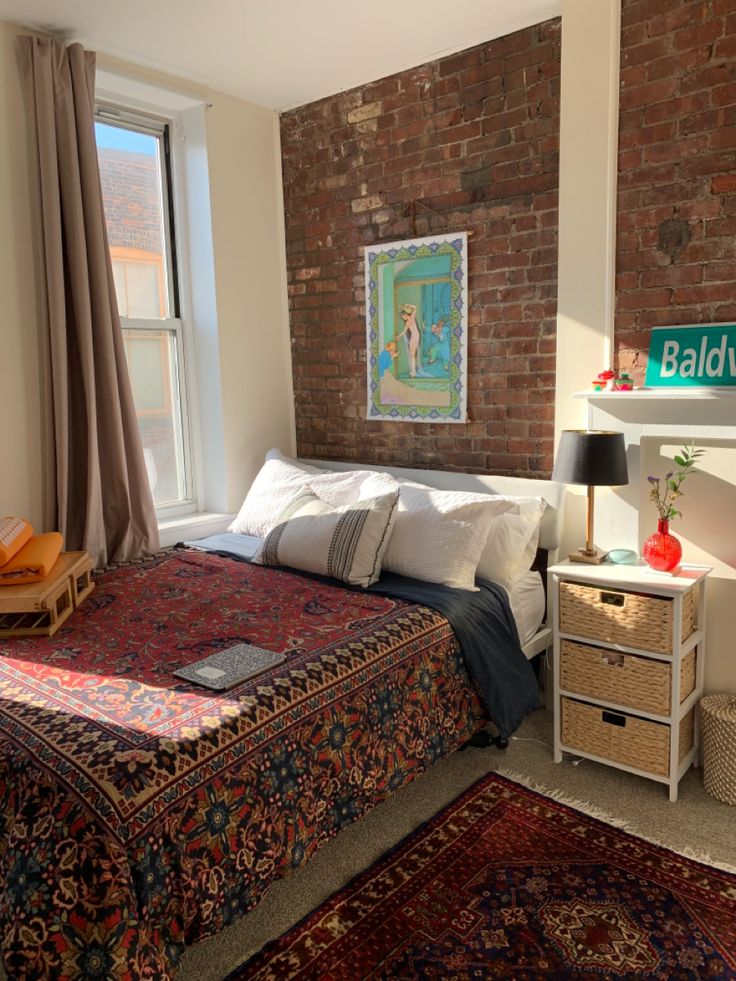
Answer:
230 772 736 980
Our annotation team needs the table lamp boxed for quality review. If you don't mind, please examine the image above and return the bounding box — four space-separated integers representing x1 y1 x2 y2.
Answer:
552 430 629 564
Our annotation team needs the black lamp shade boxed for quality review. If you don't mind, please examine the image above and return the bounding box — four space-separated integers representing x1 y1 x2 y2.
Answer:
552 430 628 487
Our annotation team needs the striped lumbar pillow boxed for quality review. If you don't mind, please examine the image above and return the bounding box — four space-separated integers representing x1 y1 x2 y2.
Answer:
252 485 399 587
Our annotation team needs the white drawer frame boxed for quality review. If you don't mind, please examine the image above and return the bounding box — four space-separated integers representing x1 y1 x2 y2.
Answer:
549 562 710 802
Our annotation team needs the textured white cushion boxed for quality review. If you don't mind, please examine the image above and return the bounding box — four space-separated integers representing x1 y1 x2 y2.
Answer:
477 497 546 589
382 484 514 590
229 454 396 538
264 448 323 470
388 477 546 591
252 486 399 587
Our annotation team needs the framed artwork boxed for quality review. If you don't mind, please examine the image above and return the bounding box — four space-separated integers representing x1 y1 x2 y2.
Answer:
365 232 468 422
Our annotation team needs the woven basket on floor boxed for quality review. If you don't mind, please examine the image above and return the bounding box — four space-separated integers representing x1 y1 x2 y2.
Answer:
701 694 736 806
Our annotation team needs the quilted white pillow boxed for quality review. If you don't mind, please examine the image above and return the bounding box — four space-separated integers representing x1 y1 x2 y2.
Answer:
382 485 515 590
387 478 546 591
229 455 400 538
264 448 323 470
477 497 546 590
252 485 399 587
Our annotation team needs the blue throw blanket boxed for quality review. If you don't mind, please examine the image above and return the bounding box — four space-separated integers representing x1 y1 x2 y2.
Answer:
368 574 540 740
185 534 540 740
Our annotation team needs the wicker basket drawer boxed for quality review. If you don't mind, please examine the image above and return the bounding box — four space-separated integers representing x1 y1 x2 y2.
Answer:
561 697 694 777
560 639 697 715
559 580 695 655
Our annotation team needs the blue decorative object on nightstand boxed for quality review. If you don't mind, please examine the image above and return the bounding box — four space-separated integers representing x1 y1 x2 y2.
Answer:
608 548 638 565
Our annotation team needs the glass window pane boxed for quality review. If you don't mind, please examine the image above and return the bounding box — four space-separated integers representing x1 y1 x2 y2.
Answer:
111 261 128 317
95 121 170 319
122 328 186 507
126 260 162 319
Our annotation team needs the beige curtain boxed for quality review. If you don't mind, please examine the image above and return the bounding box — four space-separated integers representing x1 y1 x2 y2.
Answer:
20 36 159 566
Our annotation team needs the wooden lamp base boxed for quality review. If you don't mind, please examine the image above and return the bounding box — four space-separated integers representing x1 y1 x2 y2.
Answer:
569 545 608 565
568 486 608 564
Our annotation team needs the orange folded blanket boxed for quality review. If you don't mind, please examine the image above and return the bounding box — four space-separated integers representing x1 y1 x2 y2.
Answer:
0 517 33 567
0 532 63 585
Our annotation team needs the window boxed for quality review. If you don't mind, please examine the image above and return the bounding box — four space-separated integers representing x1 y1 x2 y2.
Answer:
95 107 193 511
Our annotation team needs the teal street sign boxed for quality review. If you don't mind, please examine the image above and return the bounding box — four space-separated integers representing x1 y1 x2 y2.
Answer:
645 323 736 388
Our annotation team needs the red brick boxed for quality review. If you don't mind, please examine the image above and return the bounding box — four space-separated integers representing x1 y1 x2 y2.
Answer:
281 19 561 477
671 20 725 52
621 78 680 109
647 46 711 82
712 174 736 193
622 37 671 68
286 0 735 475
680 62 736 94
615 0 736 375
646 2 711 38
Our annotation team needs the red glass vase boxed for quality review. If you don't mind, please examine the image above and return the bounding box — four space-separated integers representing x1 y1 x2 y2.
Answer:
642 518 682 572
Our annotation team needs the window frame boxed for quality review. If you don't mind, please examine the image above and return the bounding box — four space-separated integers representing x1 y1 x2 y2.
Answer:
95 102 198 518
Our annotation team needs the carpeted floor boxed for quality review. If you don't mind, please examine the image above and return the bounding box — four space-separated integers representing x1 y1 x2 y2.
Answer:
178 708 736 980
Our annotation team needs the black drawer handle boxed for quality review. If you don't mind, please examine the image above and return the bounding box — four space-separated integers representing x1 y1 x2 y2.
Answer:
600 591 625 608
602 711 626 727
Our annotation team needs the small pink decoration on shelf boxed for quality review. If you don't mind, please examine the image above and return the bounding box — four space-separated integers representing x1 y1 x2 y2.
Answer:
591 369 636 392
643 443 703 572
592 368 616 392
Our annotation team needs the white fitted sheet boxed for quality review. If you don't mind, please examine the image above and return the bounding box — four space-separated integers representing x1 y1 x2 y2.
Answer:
507 571 546 646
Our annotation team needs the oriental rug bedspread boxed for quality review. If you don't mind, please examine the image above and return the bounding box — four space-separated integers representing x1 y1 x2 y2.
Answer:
234 772 736 980
0 550 487 979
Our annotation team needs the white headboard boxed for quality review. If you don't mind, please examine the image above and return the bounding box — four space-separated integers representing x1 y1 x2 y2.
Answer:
301 459 566 560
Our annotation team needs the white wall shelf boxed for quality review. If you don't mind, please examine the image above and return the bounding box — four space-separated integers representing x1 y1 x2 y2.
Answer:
575 388 736 400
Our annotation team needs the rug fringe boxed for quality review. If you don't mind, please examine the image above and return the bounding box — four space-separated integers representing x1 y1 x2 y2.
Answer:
495 767 736 875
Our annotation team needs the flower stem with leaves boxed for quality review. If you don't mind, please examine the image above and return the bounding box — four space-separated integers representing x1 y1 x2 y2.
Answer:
647 443 704 522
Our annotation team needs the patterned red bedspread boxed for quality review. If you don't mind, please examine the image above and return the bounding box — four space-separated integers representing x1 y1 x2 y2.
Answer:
0 550 485 978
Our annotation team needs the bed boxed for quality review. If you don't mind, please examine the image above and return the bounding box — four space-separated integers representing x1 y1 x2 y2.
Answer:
0 464 564 979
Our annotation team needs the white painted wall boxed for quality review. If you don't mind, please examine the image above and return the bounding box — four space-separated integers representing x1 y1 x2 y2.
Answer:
202 88 295 510
555 0 620 442
554 0 621 571
643 439 736 695
0 24 295 532
556 1 735 693
587 394 736 694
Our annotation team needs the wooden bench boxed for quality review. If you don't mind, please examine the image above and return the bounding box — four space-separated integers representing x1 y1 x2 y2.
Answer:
0 552 94 638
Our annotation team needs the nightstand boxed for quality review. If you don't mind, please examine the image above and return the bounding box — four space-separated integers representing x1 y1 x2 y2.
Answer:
549 561 711 802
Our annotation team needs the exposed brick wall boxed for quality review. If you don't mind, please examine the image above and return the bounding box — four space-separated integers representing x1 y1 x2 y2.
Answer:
98 147 164 255
281 20 561 477
616 0 736 381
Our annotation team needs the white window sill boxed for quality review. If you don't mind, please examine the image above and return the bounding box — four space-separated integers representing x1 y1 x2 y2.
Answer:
157 512 234 549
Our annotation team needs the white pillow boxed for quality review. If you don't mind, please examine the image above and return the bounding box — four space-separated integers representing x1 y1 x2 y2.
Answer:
382 484 514 590
252 486 399 587
477 497 546 589
229 455 397 538
265 448 323 470
389 477 546 591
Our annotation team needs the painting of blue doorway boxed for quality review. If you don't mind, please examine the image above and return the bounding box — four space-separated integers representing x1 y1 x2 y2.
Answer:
365 232 468 422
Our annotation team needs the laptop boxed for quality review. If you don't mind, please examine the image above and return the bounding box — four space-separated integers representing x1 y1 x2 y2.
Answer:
174 643 286 691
